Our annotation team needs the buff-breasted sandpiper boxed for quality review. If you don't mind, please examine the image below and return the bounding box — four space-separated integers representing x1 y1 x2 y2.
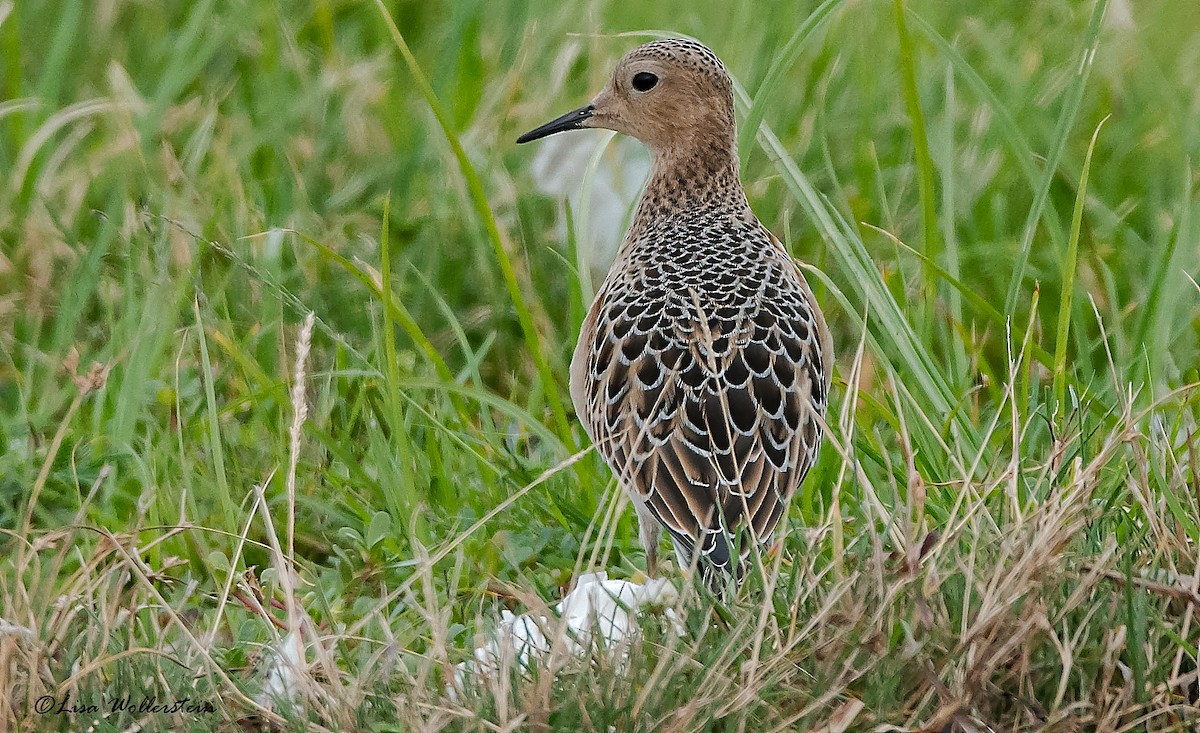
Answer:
518 38 832 591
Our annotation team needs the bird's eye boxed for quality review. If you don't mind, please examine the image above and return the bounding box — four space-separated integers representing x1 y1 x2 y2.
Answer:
631 71 659 92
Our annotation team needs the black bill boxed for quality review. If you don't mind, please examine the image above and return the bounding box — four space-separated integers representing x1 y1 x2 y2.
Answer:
516 104 595 144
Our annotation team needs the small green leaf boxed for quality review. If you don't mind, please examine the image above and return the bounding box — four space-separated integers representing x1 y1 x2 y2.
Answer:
367 510 392 548
207 551 230 573
337 527 365 547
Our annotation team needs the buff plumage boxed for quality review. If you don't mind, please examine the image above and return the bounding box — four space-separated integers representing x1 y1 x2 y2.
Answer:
519 39 832 590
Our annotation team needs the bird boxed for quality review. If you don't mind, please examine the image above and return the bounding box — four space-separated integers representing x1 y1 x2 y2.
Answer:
517 38 832 592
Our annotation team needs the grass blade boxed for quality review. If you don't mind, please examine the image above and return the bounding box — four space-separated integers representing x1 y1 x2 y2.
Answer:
893 0 941 339
737 0 843 160
1053 116 1108 410
192 297 238 531
373 0 575 448
379 193 421 525
1132 164 1194 388
292 228 473 424
1003 0 1109 315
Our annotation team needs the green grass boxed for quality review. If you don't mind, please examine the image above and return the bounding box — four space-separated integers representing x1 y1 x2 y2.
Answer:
2 0 1200 730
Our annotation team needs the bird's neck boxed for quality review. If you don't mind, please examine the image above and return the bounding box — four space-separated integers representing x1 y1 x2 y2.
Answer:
629 136 749 231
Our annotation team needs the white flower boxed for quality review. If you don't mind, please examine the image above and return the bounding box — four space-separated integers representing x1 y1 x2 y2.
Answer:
451 572 681 697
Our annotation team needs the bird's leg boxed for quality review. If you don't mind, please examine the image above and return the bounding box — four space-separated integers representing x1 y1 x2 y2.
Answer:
639 517 660 577
632 499 662 577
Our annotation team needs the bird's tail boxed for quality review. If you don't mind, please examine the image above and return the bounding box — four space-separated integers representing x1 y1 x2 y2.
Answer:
672 529 750 597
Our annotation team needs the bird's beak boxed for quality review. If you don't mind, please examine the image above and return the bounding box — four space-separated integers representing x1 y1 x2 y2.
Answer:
516 103 595 144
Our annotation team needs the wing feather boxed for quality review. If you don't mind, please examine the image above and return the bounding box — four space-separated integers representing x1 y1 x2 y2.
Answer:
569 228 830 582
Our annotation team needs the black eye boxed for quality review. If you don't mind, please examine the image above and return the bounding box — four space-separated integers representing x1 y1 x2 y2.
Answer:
631 72 659 92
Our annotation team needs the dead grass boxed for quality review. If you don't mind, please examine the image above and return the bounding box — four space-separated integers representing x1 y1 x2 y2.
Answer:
3 330 1199 731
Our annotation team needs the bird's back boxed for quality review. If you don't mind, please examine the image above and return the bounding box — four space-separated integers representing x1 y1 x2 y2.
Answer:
570 205 831 580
